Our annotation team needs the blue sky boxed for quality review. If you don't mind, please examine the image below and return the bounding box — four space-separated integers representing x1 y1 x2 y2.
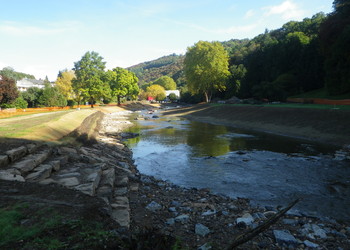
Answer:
0 0 333 81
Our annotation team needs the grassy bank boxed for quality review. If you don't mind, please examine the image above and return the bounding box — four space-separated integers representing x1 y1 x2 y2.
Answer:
163 104 350 146
0 109 97 142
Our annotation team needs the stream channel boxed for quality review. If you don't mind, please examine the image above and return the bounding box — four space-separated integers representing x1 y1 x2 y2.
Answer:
125 109 350 222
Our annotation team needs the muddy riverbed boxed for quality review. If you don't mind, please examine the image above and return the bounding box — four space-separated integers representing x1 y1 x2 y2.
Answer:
125 109 350 222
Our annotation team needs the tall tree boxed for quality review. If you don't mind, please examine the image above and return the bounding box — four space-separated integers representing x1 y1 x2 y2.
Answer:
106 67 139 105
55 70 75 100
0 76 19 107
72 51 111 107
184 41 230 102
152 76 177 90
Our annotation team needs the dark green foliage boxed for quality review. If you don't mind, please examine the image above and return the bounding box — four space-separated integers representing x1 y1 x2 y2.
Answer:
14 96 28 109
21 87 43 108
0 76 19 107
38 85 67 107
0 67 35 81
235 13 328 101
67 99 77 107
180 92 203 103
168 93 178 101
319 0 350 94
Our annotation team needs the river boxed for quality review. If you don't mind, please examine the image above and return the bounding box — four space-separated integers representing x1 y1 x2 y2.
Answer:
125 109 350 222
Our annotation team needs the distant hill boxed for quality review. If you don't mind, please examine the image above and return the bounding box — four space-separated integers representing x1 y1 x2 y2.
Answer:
127 54 185 86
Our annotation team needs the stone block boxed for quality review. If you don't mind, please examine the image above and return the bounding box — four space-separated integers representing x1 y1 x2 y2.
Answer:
33 151 51 165
12 159 37 174
111 208 130 228
26 164 52 182
115 176 128 187
0 155 9 168
26 143 41 154
0 170 25 182
57 177 80 187
100 168 115 187
48 160 61 171
6 146 27 162
75 183 95 196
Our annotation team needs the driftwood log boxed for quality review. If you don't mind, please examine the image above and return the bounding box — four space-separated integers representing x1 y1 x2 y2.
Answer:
227 199 300 249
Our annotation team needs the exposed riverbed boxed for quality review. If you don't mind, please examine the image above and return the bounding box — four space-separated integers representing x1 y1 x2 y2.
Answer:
125 109 350 222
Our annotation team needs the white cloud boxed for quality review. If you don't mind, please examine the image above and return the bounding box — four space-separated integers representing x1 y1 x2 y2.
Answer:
262 0 305 20
0 21 79 36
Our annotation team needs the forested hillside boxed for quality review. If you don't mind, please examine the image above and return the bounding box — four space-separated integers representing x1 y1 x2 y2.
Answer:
127 54 185 86
128 1 350 102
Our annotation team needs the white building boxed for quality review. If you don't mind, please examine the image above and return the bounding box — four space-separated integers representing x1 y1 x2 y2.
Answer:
165 90 180 98
16 78 46 92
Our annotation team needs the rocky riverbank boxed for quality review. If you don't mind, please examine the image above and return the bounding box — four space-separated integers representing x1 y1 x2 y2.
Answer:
1 106 349 249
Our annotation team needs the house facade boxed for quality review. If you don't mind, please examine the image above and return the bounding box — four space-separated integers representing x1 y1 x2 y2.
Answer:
16 78 46 92
165 90 180 98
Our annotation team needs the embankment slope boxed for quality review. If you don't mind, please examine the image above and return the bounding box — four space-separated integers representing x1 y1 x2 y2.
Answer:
163 104 350 146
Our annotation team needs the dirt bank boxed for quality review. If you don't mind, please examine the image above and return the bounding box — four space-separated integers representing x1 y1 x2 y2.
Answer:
163 104 350 147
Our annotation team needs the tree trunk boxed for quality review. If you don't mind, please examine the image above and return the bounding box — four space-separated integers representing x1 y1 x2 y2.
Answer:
90 98 94 108
204 92 209 103
117 95 121 106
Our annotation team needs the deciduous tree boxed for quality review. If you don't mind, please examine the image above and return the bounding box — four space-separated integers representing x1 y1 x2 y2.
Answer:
106 67 139 105
152 76 177 90
0 75 19 107
184 41 230 102
145 84 166 101
73 51 111 107
55 70 75 100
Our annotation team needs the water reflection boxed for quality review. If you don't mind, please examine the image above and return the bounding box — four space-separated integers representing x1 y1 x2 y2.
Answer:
186 121 231 157
125 113 349 221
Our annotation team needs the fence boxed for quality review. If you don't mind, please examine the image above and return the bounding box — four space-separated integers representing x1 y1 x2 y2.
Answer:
0 105 97 119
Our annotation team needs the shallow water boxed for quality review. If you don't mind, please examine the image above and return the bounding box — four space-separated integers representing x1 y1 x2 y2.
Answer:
126 111 350 221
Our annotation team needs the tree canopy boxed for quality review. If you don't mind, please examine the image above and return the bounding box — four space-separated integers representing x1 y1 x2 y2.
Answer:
55 70 75 100
38 85 67 107
145 84 166 101
0 76 19 107
73 51 111 107
106 67 139 105
184 41 230 102
152 76 177 90
319 0 350 94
